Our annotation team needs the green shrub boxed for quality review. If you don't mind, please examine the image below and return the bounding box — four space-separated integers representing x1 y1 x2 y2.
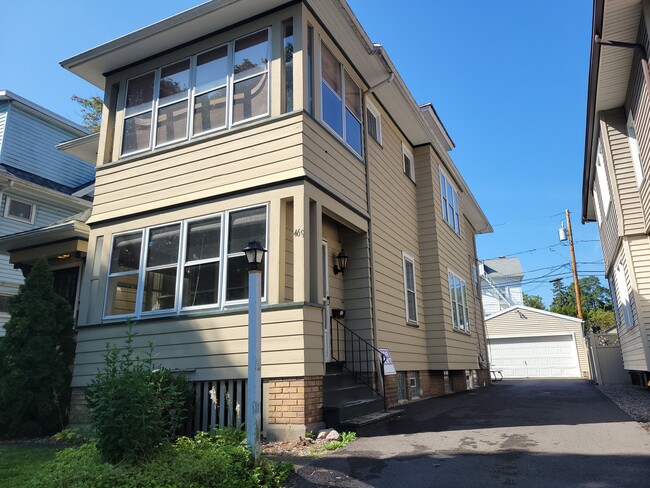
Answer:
323 431 356 451
0 260 75 438
85 325 194 464
28 432 292 488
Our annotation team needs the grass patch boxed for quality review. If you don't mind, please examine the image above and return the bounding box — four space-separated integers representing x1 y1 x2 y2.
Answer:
0 445 62 488
322 431 356 451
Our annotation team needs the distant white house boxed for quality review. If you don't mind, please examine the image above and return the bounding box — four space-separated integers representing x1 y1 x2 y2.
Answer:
479 257 524 316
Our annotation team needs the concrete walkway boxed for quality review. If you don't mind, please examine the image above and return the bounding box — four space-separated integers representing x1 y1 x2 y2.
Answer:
286 380 650 487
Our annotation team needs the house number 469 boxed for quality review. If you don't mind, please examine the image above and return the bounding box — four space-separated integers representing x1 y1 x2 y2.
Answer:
294 229 304 237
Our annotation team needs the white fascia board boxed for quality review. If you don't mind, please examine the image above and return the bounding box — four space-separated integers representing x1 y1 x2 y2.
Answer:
56 132 100 165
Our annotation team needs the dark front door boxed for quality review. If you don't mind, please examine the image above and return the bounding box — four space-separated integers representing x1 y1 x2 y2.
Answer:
53 267 80 315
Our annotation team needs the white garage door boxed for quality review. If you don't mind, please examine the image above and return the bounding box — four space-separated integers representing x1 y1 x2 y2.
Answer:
488 335 580 378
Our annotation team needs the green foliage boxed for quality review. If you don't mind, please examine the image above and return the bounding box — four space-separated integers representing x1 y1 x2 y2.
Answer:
28 433 292 488
550 276 614 333
52 426 94 445
322 431 356 451
0 445 62 487
85 324 194 464
71 95 103 133
523 294 545 310
0 260 75 438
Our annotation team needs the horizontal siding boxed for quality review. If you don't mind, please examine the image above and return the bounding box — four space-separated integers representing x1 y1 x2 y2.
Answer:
302 116 367 212
598 190 619 271
486 308 590 378
627 237 650 370
0 101 7 157
72 307 323 387
2 104 94 187
90 116 305 223
367 112 427 371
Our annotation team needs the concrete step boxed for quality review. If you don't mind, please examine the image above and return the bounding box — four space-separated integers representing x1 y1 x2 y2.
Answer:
323 397 385 427
323 383 375 407
339 409 404 433
323 372 364 389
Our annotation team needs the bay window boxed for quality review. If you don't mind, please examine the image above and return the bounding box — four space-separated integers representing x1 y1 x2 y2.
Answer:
121 29 269 157
104 205 267 319
320 43 363 156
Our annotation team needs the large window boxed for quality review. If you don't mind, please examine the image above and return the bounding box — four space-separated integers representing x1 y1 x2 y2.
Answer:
121 29 269 156
105 205 267 318
440 169 460 235
613 260 633 328
402 252 418 324
4 197 36 224
448 270 469 333
320 43 363 156
627 112 644 187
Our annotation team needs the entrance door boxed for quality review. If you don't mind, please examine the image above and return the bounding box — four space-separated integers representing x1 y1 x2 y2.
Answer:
53 266 80 318
322 241 332 362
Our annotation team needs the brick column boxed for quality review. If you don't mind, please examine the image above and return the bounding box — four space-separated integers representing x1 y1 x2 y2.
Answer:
265 376 324 441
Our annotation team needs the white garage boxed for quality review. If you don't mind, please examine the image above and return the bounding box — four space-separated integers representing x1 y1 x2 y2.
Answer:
485 306 591 379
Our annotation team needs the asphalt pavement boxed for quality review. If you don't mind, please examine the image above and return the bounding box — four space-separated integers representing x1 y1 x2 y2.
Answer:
286 380 650 487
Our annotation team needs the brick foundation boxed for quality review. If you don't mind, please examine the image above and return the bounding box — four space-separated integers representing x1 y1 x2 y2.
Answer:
385 374 399 407
419 370 446 398
449 370 467 392
477 369 492 387
264 376 324 441
68 388 91 427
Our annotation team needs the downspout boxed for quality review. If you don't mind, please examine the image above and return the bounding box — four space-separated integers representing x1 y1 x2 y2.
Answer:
362 46 393 401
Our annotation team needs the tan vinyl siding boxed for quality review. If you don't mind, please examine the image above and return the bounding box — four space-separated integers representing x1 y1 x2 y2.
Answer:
285 201 294 302
366 110 427 372
598 189 620 271
625 237 650 370
90 116 305 223
72 305 324 387
613 245 648 371
601 109 645 234
486 308 590 379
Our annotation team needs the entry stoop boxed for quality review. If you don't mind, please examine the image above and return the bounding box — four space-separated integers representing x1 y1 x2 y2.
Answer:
322 362 402 431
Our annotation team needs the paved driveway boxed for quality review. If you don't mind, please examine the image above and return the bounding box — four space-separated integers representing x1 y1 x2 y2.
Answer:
286 380 650 487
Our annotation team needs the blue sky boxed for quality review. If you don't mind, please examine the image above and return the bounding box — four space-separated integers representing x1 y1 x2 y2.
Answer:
1 1 599 307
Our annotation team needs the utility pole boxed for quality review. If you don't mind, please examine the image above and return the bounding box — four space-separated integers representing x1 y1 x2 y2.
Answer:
565 209 584 320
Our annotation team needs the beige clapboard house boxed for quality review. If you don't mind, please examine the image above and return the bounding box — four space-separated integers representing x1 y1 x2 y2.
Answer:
583 0 650 384
61 0 492 440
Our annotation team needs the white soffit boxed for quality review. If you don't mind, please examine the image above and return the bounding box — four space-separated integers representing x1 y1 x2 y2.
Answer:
595 0 642 113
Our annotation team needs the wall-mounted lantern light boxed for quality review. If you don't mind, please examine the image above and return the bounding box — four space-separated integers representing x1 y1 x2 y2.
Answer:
333 249 349 276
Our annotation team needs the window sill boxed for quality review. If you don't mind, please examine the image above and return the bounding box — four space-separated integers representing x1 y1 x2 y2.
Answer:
452 327 471 336
406 321 419 328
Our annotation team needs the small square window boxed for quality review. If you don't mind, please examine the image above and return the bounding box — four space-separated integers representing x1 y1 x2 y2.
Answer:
409 371 421 398
4 197 35 224
366 99 382 145
0 294 11 314
403 144 415 182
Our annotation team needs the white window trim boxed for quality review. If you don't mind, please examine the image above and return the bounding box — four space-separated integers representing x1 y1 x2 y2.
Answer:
120 27 271 158
448 269 470 333
596 138 611 216
4 196 36 224
614 260 633 328
366 98 382 145
627 111 644 187
318 39 364 157
592 188 602 227
103 203 269 320
440 167 461 235
402 143 415 182
402 251 418 325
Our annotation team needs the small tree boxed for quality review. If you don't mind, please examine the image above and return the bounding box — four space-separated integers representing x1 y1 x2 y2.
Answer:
0 260 75 438
523 294 545 310
71 95 103 133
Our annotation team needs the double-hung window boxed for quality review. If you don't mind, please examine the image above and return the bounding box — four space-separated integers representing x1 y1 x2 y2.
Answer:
596 139 611 215
403 144 415 182
121 29 269 157
366 99 382 145
613 260 633 328
440 169 460 235
627 111 644 187
320 43 363 156
402 252 418 324
448 270 469 332
104 205 267 319
4 197 36 224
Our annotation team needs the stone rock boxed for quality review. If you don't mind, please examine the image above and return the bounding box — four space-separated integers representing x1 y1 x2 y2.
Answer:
317 429 331 440
325 429 341 441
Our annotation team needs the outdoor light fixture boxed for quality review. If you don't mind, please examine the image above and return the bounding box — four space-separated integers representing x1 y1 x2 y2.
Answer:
56 253 71 260
243 241 266 271
333 249 349 275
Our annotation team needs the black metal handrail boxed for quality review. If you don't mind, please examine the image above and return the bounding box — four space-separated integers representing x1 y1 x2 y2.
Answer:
331 318 387 412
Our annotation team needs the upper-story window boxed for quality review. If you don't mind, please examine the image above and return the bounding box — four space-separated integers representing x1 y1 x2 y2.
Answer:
104 204 267 319
627 111 644 187
403 144 415 182
402 252 418 325
448 269 470 333
596 139 611 215
440 169 460 235
4 197 36 224
613 259 633 328
121 28 270 157
320 43 363 156
366 99 382 145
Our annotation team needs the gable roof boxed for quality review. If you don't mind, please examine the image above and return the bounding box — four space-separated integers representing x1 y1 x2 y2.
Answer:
481 257 524 279
0 164 94 201
485 305 584 324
